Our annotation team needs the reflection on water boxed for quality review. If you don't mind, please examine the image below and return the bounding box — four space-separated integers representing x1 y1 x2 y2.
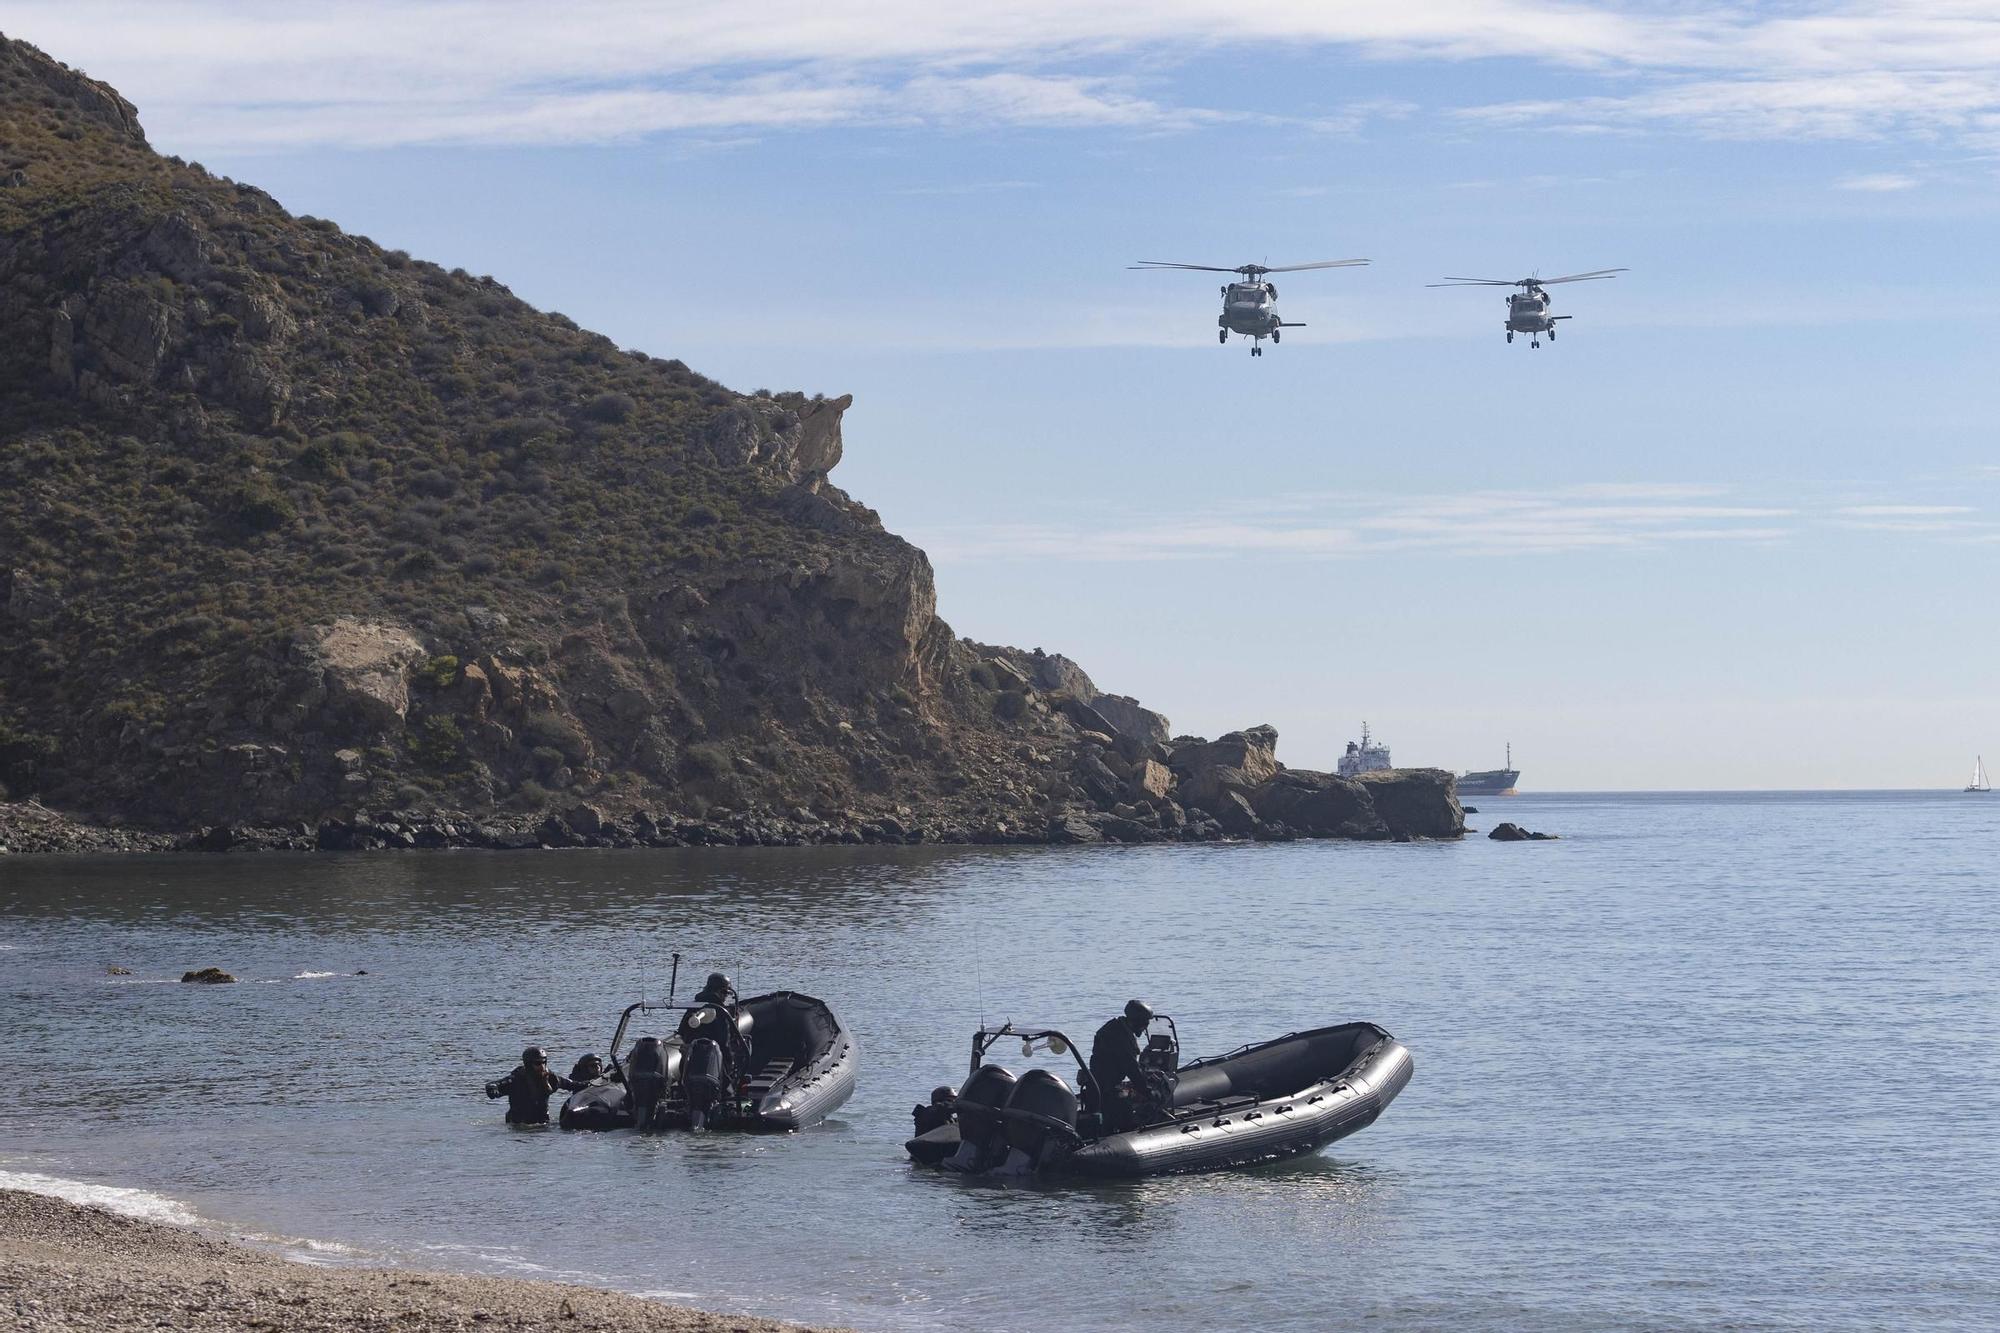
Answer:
4 793 1998 1331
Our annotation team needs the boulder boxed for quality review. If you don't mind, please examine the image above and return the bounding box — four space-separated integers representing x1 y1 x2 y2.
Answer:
1129 758 1174 801
1489 822 1529 841
1047 811 1104 844
1070 750 1124 807
297 618 426 734
1209 789 1261 836
1030 651 1097 699
1170 725 1280 809
1088 692 1172 747
1356 769 1465 839
1250 770 1389 840
564 802 606 836
180 967 235 984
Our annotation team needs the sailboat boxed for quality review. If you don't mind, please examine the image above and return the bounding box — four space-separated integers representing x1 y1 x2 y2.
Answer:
1967 756 1991 793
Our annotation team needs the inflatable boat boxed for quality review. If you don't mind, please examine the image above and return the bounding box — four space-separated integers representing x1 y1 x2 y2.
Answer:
562 990 857 1132
906 1016 1410 1177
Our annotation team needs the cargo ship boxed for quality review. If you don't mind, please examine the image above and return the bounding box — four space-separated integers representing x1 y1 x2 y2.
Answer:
1458 743 1520 796
1336 722 1392 778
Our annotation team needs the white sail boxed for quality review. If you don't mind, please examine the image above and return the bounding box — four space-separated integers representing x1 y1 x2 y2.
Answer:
1969 756 1991 793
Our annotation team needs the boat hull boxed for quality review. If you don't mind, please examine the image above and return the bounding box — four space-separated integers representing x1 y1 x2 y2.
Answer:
908 1022 1410 1178
561 990 857 1133
1457 769 1519 796
1070 1037 1412 1177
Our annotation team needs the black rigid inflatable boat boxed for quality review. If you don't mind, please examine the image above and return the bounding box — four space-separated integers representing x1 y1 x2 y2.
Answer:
907 1017 1411 1177
562 990 857 1132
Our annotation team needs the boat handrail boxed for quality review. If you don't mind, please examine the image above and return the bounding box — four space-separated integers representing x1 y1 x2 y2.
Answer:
969 1022 1103 1101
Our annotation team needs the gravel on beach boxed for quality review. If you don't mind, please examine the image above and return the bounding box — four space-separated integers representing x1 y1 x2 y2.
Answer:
0 1190 845 1332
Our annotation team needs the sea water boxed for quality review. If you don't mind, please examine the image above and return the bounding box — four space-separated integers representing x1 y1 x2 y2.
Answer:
2 791 1995 1330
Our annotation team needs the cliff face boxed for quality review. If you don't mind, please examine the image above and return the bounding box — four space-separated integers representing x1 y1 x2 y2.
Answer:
0 35 1460 847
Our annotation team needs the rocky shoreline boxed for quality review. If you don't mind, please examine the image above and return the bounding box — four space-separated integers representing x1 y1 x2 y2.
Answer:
0 1189 839 1332
2 724 1462 855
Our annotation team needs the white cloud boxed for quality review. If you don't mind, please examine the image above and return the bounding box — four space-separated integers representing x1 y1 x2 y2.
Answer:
9 2 2000 150
907 484 2000 563
909 483 1804 562
1837 172 1920 191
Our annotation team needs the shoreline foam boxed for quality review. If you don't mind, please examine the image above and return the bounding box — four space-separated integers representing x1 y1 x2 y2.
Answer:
0 1188 844 1332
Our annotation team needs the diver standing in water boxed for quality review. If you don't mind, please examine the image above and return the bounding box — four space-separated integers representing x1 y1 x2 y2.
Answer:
484 1046 585 1125
1089 1000 1153 1130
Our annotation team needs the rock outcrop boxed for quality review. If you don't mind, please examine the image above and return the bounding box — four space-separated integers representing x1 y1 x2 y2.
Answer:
0 34 1463 850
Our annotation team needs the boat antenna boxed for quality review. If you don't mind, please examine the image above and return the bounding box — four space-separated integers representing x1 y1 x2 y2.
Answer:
667 951 681 1007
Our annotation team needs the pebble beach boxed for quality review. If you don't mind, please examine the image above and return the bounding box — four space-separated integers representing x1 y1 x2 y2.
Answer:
0 1191 841 1332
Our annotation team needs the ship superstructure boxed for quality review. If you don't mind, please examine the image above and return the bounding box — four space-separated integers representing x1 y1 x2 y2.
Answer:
1459 742 1520 796
1337 722 1393 778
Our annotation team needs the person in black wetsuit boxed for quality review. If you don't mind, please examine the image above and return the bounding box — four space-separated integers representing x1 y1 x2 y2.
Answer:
912 1085 957 1135
485 1046 584 1124
1089 999 1153 1130
568 1052 604 1085
680 973 750 1083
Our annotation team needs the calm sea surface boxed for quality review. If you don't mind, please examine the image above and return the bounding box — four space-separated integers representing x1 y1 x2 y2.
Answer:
3 792 1996 1330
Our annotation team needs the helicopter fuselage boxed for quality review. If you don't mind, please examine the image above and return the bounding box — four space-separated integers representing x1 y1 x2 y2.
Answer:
1505 290 1559 333
1219 282 1284 337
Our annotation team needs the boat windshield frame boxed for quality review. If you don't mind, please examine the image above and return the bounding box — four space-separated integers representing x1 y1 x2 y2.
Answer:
969 1022 1102 1099
606 999 670 1072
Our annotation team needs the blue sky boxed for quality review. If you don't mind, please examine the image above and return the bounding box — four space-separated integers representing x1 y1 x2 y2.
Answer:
14 1 1999 788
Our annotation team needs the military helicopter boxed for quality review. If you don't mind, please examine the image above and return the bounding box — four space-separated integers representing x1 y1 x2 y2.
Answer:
1130 258 1369 355
1426 268 1626 347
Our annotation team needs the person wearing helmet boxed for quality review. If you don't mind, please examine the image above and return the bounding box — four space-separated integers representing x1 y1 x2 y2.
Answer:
911 1085 957 1136
484 1046 585 1125
568 1052 605 1085
679 971 751 1091
1089 1000 1154 1131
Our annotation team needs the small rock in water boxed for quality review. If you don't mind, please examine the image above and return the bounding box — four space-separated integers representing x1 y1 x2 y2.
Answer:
180 966 237 984
1488 822 1558 842
106 965 132 975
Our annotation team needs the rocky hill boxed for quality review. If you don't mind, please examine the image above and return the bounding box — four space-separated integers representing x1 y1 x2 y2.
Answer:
0 35 1461 851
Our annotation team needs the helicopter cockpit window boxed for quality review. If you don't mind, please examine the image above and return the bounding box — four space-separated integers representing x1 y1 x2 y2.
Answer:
1231 286 1267 303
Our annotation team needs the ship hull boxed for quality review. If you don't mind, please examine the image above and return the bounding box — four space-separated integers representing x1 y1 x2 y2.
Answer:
1457 769 1520 796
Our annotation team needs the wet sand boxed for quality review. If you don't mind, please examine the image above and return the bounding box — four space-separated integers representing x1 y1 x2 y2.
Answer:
0 1190 844 1331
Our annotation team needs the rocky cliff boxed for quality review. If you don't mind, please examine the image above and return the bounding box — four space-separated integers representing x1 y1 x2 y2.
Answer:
0 35 1461 850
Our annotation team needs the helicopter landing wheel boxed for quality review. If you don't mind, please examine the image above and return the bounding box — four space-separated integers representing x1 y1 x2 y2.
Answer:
1506 330 1514 343
1531 339 1540 349
1272 329 1281 344
1547 327 1555 342
1219 329 1228 344
1251 345 1261 356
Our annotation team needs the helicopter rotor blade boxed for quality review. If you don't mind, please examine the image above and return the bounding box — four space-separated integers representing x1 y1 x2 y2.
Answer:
1536 268 1628 284
1260 259 1369 273
1426 278 1518 287
1128 261 1241 272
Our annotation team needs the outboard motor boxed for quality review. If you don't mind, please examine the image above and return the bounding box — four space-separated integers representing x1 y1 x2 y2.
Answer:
682 1037 725 1130
944 1064 1016 1173
625 1036 670 1130
1002 1069 1081 1172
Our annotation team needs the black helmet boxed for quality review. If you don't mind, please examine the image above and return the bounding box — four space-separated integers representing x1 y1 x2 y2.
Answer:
929 1085 957 1104
703 972 732 995
1123 999 1153 1027
522 1045 548 1065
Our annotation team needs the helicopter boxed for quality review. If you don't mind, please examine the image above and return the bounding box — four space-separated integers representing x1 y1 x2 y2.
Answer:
1426 269 1626 347
1129 259 1369 355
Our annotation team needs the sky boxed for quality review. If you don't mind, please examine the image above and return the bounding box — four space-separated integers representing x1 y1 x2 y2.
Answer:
10 1 1999 789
